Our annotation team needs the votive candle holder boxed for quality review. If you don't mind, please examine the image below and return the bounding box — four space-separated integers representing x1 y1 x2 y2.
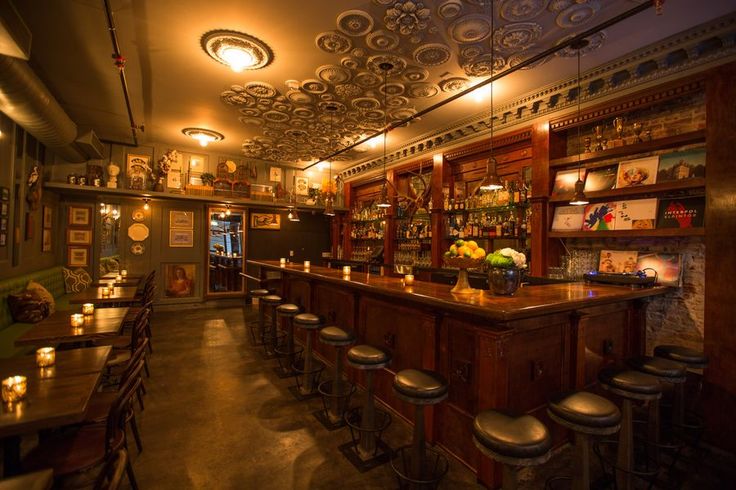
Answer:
2 376 27 403
35 347 55 368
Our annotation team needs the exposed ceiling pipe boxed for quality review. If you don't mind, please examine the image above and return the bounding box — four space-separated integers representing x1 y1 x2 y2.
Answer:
102 0 141 147
0 54 87 162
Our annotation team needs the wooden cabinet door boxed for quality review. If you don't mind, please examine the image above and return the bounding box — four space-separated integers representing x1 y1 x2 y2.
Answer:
311 283 356 362
576 303 630 388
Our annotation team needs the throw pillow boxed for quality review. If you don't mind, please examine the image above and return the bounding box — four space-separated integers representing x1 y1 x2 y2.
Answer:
26 280 56 314
63 267 92 293
7 290 50 323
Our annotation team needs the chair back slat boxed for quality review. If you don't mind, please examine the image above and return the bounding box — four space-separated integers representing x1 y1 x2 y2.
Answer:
93 448 128 490
105 359 144 455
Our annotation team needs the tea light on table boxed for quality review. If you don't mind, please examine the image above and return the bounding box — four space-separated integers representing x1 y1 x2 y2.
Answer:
120 269 128 277
342 266 351 275
404 274 415 286
280 258 286 266
2 376 27 403
70 313 84 327
304 260 310 271
100 286 110 297
82 303 95 315
36 347 55 368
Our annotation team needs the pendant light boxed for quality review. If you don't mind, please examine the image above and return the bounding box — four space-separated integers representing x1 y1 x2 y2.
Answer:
324 105 337 217
287 206 300 222
569 39 590 206
376 62 393 209
479 0 502 193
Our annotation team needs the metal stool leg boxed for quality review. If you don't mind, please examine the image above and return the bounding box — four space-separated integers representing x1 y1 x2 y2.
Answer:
359 370 376 457
617 399 634 490
302 331 314 394
573 432 590 490
410 405 427 481
329 346 345 420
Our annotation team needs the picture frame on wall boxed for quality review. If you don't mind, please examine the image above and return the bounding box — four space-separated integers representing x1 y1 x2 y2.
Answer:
42 205 53 229
250 213 281 230
0 217 6 232
295 177 309 196
169 229 194 247
68 206 91 227
269 166 282 182
67 228 92 245
67 246 89 267
0 187 8 201
163 263 196 298
167 169 183 190
42 229 52 252
1 202 7 216
169 210 194 229
0 233 6 246
126 153 151 190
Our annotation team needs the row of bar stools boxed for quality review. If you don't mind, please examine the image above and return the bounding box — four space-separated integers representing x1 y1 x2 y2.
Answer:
248 289 271 345
289 313 324 401
274 303 302 378
340 345 394 471
653 345 709 430
260 294 283 357
316 327 356 430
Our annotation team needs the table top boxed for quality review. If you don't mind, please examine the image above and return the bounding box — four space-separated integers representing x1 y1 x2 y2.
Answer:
91 277 141 287
15 308 129 346
102 272 144 280
0 469 53 490
0 346 112 378
69 286 139 304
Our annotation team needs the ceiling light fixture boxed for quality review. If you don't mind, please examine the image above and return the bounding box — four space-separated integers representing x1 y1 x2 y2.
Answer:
182 127 224 148
570 39 590 207
324 105 337 217
376 62 393 209
479 1 502 193
201 30 273 72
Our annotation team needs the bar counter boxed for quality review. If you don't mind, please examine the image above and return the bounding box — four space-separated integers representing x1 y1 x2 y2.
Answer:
249 259 670 487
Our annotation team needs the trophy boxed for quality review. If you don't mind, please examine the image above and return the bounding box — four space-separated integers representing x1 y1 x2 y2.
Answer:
593 125 605 151
583 136 592 153
632 122 644 143
614 117 625 143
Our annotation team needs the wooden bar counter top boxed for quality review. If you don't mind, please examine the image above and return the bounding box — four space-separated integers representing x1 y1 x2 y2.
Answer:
249 259 671 488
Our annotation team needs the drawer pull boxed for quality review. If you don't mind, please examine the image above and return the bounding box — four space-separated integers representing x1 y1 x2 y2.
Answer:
453 360 472 384
383 333 395 348
531 360 544 381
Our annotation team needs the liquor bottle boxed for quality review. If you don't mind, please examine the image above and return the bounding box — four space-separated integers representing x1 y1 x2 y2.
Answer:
459 198 465 210
512 181 520 204
452 198 458 210
443 195 449 211
508 181 516 205
495 215 503 237
508 214 516 238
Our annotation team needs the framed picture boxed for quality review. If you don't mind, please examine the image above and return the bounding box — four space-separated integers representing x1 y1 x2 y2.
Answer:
637 253 683 287
582 202 617 231
269 166 282 182
164 263 196 298
0 217 6 231
169 229 194 247
1 202 7 216
0 187 8 200
656 196 705 229
615 198 658 230
598 250 640 274
552 168 584 197
295 177 309 196
551 206 585 231
42 205 53 229
126 153 151 190
170 210 194 229
167 169 182 190
68 206 92 227
584 164 618 193
67 228 92 245
0 233 6 246
657 149 706 182
616 156 659 188
42 229 52 252
67 246 89 267
251 213 281 230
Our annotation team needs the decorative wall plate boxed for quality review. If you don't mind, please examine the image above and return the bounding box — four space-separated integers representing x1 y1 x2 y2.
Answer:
130 242 145 256
127 223 150 242
131 209 145 222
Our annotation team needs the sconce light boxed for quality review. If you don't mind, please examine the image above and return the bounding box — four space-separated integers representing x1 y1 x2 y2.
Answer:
143 198 150 210
225 204 231 216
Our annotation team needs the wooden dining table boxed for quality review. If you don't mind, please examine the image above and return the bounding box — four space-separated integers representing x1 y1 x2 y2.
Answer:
0 469 53 490
14 307 129 346
91 277 141 288
68 286 139 305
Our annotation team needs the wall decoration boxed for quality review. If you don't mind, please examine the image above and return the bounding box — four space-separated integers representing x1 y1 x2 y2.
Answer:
637 253 683 287
1 232 7 246
656 196 705 229
42 206 52 229
616 156 659 188
251 213 281 230
131 209 145 222
126 154 151 190
598 250 639 274
68 206 91 227
130 242 146 255
615 198 658 230
295 177 309 196
0 187 8 201
269 166 282 182
25 164 41 210
42 229 52 252
583 164 618 192
127 223 150 241
582 202 617 231
169 229 194 248
167 169 183 190
164 263 196 298
170 211 194 229
67 229 92 245
551 168 583 196
657 149 706 182
0 202 7 217
551 205 585 231
67 246 90 267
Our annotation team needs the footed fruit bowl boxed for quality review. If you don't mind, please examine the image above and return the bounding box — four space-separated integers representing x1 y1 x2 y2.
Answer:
443 257 485 295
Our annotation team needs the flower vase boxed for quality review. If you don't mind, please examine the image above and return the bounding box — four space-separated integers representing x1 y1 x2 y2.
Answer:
153 177 164 192
489 267 523 295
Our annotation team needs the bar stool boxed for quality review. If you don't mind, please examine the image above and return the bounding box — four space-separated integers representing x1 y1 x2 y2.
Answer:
654 345 709 429
472 410 552 490
598 367 662 490
315 326 356 430
391 369 449 489
260 295 282 357
248 289 270 346
273 303 302 378
547 391 621 490
289 313 324 401
340 345 393 471
628 356 687 427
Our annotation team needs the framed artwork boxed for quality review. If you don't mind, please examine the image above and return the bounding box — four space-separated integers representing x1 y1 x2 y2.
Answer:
169 229 194 247
167 169 182 190
67 228 92 245
616 156 659 188
295 177 309 196
68 206 92 227
552 169 584 196
1 187 9 200
170 210 194 229
551 206 585 231
42 229 52 252
0 217 6 231
584 165 618 193
269 166 282 182
251 213 281 230
637 253 683 287
164 263 196 298
0 233 6 246
1 202 8 216
42 205 53 229
126 154 151 190
615 198 658 230
582 202 617 231
67 246 89 267
598 250 639 274
656 196 705 229
657 149 706 182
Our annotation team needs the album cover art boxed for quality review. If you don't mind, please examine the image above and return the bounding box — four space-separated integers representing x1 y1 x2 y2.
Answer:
584 164 618 193
656 197 705 229
599 250 639 274
657 149 706 182
551 206 585 231
616 156 659 188
615 198 658 230
637 253 683 287
583 202 617 231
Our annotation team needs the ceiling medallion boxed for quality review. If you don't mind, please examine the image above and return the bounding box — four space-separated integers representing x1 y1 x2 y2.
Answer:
448 14 492 44
493 22 544 51
366 30 401 51
437 0 463 20
201 30 273 72
412 43 452 66
367 55 407 77
244 81 277 98
182 128 224 147
556 1 600 28
462 53 506 77
439 77 469 92
337 10 375 36
384 1 431 36
499 0 547 22
315 31 353 54
556 31 606 57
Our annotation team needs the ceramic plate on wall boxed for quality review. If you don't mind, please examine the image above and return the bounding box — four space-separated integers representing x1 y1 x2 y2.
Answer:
127 223 149 241
131 209 145 222
130 241 145 255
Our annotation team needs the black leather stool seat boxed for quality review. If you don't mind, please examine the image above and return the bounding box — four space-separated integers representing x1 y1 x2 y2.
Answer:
393 369 448 403
347 345 391 369
628 356 687 381
549 391 621 430
294 313 322 328
473 410 552 461
261 295 282 304
319 326 356 346
599 367 662 396
250 289 270 297
654 345 708 368
276 303 300 315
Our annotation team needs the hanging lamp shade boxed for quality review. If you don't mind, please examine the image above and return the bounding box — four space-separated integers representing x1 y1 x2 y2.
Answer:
569 179 589 206
569 38 590 206
479 157 503 192
376 185 391 208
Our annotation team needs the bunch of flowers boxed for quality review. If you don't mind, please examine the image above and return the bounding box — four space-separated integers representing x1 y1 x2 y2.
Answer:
157 149 180 177
486 247 527 269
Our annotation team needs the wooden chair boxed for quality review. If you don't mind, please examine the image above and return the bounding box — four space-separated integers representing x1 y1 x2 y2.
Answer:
94 449 128 490
100 307 151 377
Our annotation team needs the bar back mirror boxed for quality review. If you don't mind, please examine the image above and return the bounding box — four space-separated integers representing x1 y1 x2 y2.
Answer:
99 203 121 276
207 206 245 295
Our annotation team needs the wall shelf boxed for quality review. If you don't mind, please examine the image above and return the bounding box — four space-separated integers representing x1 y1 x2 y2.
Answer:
549 228 704 239
549 178 705 203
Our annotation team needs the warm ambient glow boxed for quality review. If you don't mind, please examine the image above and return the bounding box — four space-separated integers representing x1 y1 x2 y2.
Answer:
194 133 216 147
82 303 94 315
36 348 55 368
182 128 224 148
220 46 255 72
317 162 328 172
473 84 493 103
70 314 84 327
2 376 27 403
143 199 150 210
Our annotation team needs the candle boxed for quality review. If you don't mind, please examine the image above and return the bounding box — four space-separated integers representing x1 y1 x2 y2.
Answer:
82 303 94 315
304 260 310 271
70 313 84 327
2 376 27 403
100 286 110 297
36 347 55 367
121 269 128 277
342 266 351 275
280 258 286 267
115 274 122 281
404 274 415 286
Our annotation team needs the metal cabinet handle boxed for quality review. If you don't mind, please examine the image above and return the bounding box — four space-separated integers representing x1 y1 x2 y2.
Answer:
383 333 395 348
453 360 472 384
530 360 544 381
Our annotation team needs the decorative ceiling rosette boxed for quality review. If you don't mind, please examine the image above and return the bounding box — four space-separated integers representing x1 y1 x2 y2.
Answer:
499 0 548 22
301 79 328 94
317 100 347 113
448 14 492 44
352 97 382 111
254 136 274 146
384 1 432 36
493 22 543 52
439 76 469 92
379 83 406 96
238 117 263 127
366 55 407 77
462 53 506 77
316 64 352 85
337 10 375 36
407 82 440 98
315 31 353 54
390 107 418 121
341 57 361 70
320 93 335 101
354 71 382 88
285 129 309 140
362 109 386 121
220 91 254 106
352 48 367 58
366 30 401 51
238 107 261 117
244 81 277 98
290 118 307 128
437 0 463 20
507 49 551 69
286 90 313 105
387 95 410 107
334 83 363 99
460 44 485 60
292 107 316 119
272 102 291 112
555 0 600 28
555 31 606 57
262 110 290 123
548 0 573 13
309 136 331 146
402 66 429 82
412 43 452 66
